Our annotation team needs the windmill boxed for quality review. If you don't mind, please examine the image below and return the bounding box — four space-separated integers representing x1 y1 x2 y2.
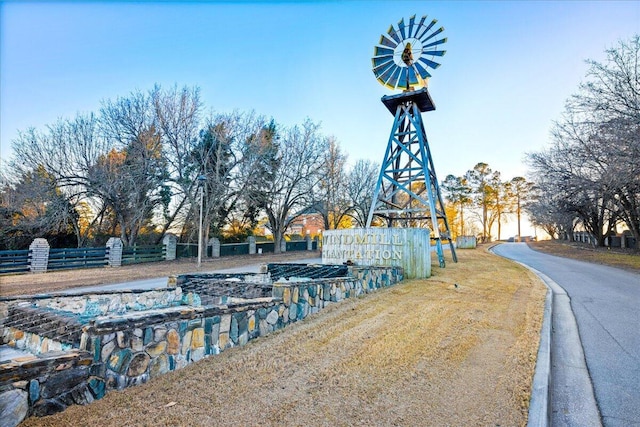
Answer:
367 14 457 267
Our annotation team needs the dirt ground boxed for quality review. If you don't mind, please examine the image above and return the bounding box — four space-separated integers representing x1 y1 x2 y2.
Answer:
0 251 320 297
17 248 547 427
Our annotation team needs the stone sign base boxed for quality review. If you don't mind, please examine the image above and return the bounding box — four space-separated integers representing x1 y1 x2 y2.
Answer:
322 228 431 279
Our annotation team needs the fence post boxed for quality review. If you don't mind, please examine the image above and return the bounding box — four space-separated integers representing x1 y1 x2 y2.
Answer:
247 236 256 255
305 235 313 251
163 233 177 261
106 237 123 267
208 237 220 258
29 238 50 273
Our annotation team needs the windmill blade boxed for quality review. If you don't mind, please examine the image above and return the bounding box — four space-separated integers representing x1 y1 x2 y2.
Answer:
374 45 395 57
416 19 437 40
422 49 446 57
423 38 447 49
397 67 409 89
386 25 401 44
372 58 396 77
378 64 398 85
385 66 402 89
372 55 394 69
407 66 420 85
413 62 432 79
397 18 406 39
415 15 427 36
408 15 416 38
418 56 441 70
379 33 398 49
421 27 445 43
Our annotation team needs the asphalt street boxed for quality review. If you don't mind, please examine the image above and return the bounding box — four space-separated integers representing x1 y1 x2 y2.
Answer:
493 243 640 427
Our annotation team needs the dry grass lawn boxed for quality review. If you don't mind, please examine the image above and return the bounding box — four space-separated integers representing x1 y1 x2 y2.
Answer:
20 248 547 427
529 240 640 272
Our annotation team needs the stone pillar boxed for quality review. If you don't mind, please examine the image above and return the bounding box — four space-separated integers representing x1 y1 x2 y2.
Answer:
247 236 256 255
456 236 477 249
305 235 313 251
106 237 123 267
163 233 177 261
280 238 287 253
29 238 50 273
621 235 626 249
208 237 220 258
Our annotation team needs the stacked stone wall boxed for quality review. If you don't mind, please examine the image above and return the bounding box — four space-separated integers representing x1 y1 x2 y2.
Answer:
0 265 403 426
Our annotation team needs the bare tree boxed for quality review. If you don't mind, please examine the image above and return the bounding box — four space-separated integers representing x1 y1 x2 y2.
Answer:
344 159 379 227
96 91 169 245
314 137 350 230
10 113 111 246
528 36 640 247
152 85 203 241
245 119 328 252
195 113 266 242
0 167 78 249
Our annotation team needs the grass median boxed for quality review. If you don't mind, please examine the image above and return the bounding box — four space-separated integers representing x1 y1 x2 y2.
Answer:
21 247 546 427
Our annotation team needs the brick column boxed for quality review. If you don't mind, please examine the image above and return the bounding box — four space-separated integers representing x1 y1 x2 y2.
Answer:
29 238 50 273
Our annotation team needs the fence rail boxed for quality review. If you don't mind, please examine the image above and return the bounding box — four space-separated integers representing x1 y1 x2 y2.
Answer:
219 243 250 257
256 242 275 253
1 236 319 276
122 245 166 265
0 249 31 275
47 247 109 271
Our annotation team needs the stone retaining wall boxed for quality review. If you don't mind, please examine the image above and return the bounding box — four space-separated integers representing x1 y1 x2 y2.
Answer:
0 265 403 426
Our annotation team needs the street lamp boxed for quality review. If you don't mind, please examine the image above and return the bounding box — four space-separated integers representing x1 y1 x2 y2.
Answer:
197 175 206 268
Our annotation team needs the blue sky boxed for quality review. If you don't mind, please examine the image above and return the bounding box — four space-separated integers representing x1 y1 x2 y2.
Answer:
1 0 639 184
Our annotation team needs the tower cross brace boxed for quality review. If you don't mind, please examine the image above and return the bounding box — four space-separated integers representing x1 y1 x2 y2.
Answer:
366 88 457 267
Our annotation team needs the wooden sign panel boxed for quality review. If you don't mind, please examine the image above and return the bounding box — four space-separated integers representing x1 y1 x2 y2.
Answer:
322 228 431 279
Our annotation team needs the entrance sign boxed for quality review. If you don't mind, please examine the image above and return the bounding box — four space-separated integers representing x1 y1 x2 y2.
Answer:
322 228 431 279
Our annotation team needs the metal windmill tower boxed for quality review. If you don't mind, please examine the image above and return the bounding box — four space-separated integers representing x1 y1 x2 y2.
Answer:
366 14 457 267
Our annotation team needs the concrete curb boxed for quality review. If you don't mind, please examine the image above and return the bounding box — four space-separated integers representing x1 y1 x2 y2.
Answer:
519 264 557 427
489 247 552 426
490 247 601 427
526 271 553 427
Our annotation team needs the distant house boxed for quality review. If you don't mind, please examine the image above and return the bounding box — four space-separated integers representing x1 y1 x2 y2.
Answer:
286 213 324 237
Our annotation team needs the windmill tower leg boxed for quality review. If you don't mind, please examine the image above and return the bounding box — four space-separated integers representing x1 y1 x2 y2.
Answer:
366 88 457 267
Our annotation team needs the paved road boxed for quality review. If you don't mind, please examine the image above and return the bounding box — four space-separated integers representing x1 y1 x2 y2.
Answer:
493 243 640 427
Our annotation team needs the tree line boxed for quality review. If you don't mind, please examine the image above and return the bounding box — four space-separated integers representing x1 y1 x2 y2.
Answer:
526 35 639 249
0 85 379 251
3 36 636 251
441 162 533 243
